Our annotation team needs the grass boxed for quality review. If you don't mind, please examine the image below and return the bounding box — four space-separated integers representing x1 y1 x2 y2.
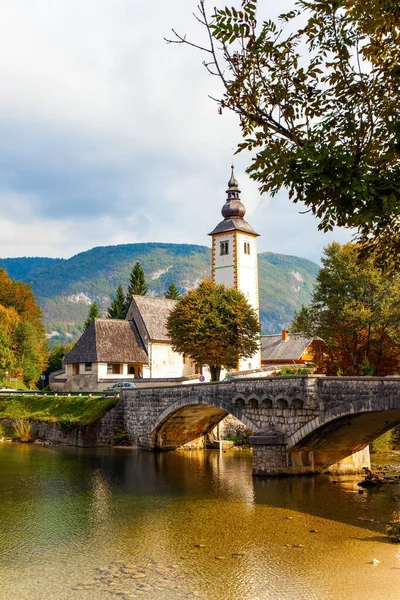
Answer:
12 419 32 442
0 394 118 427
1 380 31 391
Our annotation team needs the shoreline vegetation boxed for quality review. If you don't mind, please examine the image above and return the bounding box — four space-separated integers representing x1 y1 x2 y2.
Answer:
0 394 117 439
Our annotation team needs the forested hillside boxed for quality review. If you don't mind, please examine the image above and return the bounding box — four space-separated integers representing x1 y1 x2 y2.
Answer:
0 243 319 345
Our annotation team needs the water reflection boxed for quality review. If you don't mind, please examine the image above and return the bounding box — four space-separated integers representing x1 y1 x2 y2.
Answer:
1 444 400 600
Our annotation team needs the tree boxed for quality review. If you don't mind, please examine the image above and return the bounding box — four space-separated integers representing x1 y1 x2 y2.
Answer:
291 243 400 376
107 284 126 319
166 279 260 381
83 301 102 331
125 262 147 311
0 269 47 386
164 283 182 300
168 0 400 263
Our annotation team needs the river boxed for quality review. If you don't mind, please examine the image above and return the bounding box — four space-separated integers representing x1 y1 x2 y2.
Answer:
1 443 400 600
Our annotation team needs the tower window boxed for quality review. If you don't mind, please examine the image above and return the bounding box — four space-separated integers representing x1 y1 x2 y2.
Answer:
220 241 229 255
244 242 251 255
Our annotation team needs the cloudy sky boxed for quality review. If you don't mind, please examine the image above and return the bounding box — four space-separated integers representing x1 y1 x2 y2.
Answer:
0 0 352 264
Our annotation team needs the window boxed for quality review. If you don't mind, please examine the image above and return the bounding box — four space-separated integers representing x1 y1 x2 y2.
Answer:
85 362 92 372
244 242 251 255
220 241 229 255
72 364 79 375
107 363 121 374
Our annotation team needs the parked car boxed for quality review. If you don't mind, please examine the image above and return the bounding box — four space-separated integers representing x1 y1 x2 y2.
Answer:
103 382 137 397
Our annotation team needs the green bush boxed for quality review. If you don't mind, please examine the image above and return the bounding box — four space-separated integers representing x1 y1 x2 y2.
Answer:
223 428 252 447
276 366 313 376
112 427 130 446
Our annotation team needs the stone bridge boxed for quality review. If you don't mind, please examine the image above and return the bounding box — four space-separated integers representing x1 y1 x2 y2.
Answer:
118 375 400 476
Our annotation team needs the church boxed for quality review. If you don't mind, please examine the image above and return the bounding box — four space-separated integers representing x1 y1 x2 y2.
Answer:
50 168 264 392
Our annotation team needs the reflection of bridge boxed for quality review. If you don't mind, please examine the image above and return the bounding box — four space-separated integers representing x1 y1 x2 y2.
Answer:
117 376 400 477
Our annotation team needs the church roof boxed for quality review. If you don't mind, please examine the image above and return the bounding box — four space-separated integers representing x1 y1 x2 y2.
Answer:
64 319 148 364
209 217 259 236
132 296 177 342
261 333 315 361
208 166 259 236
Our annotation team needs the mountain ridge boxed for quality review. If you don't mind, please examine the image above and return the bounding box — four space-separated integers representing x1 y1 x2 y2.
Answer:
0 242 319 345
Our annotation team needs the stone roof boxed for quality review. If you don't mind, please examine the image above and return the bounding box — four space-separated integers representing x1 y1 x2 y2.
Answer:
132 296 177 342
261 333 314 361
64 319 148 364
208 217 259 236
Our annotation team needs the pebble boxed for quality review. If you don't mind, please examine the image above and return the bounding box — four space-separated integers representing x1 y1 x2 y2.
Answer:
371 558 381 565
215 556 226 560
292 544 304 549
309 529 318 533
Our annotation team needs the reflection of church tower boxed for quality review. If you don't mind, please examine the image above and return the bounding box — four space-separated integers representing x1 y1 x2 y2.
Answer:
209 167 261 370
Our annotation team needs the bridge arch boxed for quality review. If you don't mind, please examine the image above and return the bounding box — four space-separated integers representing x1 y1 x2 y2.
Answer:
287 408 400 472
150 396 258 450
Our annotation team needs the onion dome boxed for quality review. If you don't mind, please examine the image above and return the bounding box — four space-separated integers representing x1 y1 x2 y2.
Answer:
221 166 246 219
208 165 259 236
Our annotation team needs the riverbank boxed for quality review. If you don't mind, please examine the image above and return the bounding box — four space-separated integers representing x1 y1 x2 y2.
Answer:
0 394 120 446
0 394 117 428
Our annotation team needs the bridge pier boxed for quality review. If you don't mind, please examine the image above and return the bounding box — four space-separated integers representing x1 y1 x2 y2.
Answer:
250 433 291 477
250 433 371 477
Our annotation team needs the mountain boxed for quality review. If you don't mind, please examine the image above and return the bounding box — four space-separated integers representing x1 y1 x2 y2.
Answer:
0 243 319 345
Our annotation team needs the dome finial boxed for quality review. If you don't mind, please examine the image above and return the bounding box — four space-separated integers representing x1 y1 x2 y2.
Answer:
228 164 239 190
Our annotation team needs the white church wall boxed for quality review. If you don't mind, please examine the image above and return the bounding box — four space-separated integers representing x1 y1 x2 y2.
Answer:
150 342 194 378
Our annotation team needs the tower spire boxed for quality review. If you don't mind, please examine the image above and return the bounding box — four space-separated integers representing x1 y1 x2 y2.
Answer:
222 166 246 219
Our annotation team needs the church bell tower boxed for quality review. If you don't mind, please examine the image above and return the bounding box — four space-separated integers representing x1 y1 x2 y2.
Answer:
209 167 261 370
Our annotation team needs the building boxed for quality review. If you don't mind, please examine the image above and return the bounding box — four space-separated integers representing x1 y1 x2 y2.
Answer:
209 166 261 371
261 330 318 365
50 296 197 392
50 167 285 392
125 296 194 378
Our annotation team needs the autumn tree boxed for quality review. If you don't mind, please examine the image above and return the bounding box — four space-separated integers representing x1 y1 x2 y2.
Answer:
164 283 182 300
168 0 400 263
83 301 102 331
166 279 260 381
291 243 400 376
0 269 47 386
0 304 19 382
107 284 126 319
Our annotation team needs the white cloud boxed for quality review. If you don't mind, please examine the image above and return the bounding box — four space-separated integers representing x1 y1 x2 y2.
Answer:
0 0 352 264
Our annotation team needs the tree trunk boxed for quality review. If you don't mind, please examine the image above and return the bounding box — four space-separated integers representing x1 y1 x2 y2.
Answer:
209 365 222 381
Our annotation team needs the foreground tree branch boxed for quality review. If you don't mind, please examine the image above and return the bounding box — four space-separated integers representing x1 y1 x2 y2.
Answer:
167 0 400 265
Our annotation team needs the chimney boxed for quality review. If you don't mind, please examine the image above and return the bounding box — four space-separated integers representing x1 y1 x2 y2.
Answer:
282 330 289 341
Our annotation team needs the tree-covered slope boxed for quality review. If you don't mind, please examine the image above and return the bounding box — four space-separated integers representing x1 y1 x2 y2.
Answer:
0 243 319 344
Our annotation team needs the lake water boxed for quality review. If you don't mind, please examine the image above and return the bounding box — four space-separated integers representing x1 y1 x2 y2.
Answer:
1 443 400 600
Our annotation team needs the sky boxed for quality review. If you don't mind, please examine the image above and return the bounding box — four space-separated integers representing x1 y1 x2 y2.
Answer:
0 0 352 264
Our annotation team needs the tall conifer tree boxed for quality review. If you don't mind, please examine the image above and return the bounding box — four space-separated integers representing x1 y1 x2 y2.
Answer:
107 284 126 319
83 301 102 331
125 262 147 313
164 283 181 300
